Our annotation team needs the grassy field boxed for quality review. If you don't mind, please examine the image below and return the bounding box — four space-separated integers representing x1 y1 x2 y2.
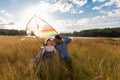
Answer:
0 36 120 80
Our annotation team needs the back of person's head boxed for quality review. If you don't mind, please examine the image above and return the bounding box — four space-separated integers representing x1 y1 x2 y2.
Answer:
55 35 62 40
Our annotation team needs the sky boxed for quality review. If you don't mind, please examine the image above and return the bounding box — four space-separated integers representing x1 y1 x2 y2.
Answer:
0 0 120 33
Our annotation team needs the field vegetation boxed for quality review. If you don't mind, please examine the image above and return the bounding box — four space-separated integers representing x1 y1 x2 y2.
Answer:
0 36 120 80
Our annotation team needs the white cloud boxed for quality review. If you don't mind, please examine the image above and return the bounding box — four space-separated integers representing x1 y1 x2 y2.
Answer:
32 0 73 13
101 0 114 7
0 17 7 24
71 10 84 14
0 17 9 29
93 0 120 11
71 9 77 14
0 10 6 14
79 10 84 14
99 8 120 18
0 10 16 29
107 9 120 17
92 6 101 10
101 0 120 8
92 0 105 3
116 0 120 7
0 10 14 19
54 14 120 32
4 13 14 18
49 0 73 13
92 0 120 17
72 0 87 7
92 0 96 2
0 15 16 29
76 18 90 26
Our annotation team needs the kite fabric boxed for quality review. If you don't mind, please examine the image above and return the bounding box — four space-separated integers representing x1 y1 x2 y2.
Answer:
26 15 59 38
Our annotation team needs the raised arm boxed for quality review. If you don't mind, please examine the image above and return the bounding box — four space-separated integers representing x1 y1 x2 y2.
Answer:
64 36 72 44
59 34 72 44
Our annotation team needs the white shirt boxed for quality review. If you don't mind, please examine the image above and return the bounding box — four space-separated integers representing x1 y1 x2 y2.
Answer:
41 46 56 55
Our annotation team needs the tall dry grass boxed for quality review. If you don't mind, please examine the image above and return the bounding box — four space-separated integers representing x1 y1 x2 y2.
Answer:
0 36 120 80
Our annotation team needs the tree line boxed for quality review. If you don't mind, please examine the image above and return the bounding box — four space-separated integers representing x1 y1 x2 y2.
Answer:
0 27 120 37
0 29 26 36
63 27 120 37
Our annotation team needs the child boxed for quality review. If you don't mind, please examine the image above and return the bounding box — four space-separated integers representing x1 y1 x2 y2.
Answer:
32 39 56 63
42 39 56 59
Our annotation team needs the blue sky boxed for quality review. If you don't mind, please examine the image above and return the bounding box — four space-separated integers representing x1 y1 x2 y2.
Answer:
0 0 120 32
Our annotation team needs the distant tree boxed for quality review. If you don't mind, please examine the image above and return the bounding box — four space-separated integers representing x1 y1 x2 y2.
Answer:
62 27 120 37
0 29 27 36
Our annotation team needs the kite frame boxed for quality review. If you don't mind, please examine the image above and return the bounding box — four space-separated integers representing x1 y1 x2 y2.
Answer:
25 15 59 44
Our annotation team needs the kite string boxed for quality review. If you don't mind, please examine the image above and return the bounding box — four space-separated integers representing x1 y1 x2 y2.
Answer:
35 15 40 37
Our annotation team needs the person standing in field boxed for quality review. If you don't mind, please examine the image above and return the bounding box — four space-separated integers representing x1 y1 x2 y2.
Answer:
55 34 72 62
32 39 56 63
32 39 57 80
55 34 73 79
42 39 56 59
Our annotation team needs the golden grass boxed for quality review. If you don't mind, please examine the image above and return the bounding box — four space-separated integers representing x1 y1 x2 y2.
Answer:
0 36 120 80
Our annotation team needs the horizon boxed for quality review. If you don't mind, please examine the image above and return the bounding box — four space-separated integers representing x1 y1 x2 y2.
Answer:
0 27 119 33
0 0 120 33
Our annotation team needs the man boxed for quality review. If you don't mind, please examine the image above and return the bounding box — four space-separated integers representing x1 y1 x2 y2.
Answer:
55 34 73 80
55 34 72 61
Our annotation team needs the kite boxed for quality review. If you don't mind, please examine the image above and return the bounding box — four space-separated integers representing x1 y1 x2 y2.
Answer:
26 15 59 38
